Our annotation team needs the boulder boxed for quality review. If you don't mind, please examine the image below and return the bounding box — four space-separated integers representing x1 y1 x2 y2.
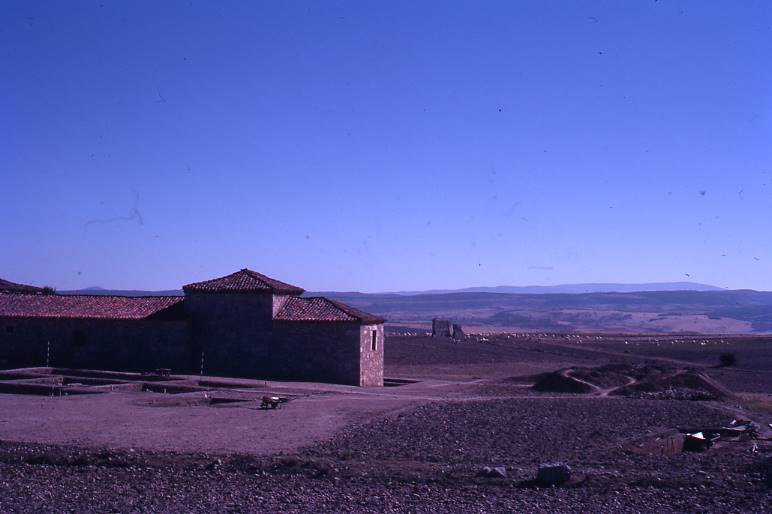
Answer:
536 462 571 485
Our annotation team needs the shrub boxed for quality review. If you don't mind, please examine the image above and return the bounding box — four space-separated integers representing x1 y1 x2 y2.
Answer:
719 352 737 367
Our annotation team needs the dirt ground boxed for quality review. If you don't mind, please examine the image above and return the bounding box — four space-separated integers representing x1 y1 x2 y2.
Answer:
0 378 427 455
0 333 769 513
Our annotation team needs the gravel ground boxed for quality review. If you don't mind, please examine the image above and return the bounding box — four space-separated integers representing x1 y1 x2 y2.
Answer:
307 397 742 467
0 397 769 513
0 452 769 513
301 397 769 512
0 334 768 512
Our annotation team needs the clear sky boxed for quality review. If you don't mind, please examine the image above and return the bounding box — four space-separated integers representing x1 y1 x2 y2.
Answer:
2 1 771 292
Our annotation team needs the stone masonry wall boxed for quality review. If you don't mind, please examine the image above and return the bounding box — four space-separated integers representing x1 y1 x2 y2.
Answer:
1 294 385 387
359 324 384 386
272 295 292 317
0 317 191 373
272 321 362 385
184 292 275 378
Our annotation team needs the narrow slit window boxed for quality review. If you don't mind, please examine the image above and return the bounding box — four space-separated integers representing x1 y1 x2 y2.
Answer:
371 330 377 351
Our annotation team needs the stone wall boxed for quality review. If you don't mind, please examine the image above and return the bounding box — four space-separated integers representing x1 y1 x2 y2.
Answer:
184 292 274 378
272 295 292 317
272 321 363 385
1 294 386 387
432 319 453 337
0 317 191 373
359 324 384 386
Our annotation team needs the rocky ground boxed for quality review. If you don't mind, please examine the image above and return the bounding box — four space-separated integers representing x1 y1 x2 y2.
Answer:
3 452 764 514
0 397 768 513
0 334 769 512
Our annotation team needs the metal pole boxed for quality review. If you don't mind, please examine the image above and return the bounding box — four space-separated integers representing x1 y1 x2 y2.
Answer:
200 351 205 376
46 340 50 368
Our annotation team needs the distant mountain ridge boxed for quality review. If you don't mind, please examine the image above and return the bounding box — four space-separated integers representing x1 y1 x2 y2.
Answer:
60 289 184 297
318 288 772 334
53 282 772 334
60 281 723 298
386 282 723 295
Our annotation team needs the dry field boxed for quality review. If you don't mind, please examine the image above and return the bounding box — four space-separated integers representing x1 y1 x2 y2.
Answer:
0 334 769 513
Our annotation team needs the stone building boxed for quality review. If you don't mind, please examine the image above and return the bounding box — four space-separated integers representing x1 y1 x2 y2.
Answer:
431 318 466 340
0 269 385 386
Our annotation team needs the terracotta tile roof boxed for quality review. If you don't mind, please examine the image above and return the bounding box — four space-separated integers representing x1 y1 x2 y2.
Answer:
0 278 43 294
275 296 385 324
183 269 304 295
0 294 185 320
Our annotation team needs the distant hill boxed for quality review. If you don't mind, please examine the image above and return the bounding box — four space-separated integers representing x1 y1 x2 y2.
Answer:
58 283 772 334
386 282 723 295
60 288 184 297
62 281 722 298
316 289 772 334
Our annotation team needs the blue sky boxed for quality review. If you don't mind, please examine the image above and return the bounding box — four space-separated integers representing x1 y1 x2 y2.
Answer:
2 1 771 292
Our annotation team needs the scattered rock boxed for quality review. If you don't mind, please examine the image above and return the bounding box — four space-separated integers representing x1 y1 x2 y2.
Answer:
477 466 507 478
536 462 571 485
205 458 223 470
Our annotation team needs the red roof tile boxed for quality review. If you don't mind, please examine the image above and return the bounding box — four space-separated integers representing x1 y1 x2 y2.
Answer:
275 296 385 324
183 269 304 295
0 278 43 294
0 294 185 320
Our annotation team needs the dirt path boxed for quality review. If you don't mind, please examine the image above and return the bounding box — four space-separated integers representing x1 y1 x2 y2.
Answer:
555 368 639 397
596 374 637 397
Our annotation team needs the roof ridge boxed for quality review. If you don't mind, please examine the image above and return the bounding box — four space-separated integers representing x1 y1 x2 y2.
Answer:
242 268 271 287
182 269 304 295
